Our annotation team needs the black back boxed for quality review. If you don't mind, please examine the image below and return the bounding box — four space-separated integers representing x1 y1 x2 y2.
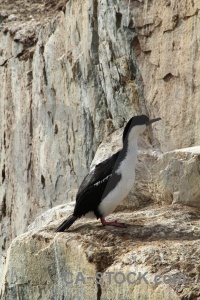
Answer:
74 151 122 218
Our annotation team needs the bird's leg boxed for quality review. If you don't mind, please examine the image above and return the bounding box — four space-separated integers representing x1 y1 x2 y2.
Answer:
100 217 127 228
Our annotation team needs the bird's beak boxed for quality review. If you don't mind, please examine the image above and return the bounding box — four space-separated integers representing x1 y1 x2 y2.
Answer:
147 117 161 125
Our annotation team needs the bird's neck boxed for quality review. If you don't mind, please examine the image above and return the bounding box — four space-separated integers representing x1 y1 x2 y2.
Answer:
114 137 138 174
122 136 138 154
118 138 138 166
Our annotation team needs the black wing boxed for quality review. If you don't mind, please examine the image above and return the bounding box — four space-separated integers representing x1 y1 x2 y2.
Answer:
76 151 120 199
74 151 121 218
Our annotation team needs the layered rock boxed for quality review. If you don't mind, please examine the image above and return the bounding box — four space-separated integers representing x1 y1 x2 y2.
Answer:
1 204 200 299
1 126 200 299
0 0 145 268
151 146 200 208
0 0 200 298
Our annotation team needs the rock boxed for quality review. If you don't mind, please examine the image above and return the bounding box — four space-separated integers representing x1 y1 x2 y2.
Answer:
0 0 147 270
134 0 200 151
27 203 75 231
1 0 200 297
151 146 200 208
1 204 200 299
7 14 18 22
1 130 198 298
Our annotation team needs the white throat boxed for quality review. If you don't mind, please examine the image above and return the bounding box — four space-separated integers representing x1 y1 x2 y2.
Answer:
124 124 146 150
127 136 138 153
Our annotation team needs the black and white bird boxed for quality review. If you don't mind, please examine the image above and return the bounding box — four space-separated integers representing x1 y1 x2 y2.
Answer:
55 115 161 232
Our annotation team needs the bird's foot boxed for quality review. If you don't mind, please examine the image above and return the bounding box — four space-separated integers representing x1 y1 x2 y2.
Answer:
100 217 127 228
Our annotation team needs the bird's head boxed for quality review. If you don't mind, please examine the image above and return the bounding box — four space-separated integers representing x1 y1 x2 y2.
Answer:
122 115 161 144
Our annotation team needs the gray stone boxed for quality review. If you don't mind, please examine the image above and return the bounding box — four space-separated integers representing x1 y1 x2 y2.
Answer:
1 0 200 298
1 204 200 299
151 146 200 208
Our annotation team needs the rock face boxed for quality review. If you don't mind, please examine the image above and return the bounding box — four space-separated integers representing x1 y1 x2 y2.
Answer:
151 146 200 208
0 0 145 269
1 204 200 299
0 0 200 299
1 133 200 300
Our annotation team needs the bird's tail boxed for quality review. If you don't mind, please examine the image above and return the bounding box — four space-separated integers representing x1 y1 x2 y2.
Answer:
55 215 77 232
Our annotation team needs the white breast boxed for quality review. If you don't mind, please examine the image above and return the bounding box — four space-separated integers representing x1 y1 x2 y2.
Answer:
98 141 138 217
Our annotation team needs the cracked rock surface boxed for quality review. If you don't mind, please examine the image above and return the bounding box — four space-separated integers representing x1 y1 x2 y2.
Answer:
0 0 200 298
1 128 200 299
1 204 200 299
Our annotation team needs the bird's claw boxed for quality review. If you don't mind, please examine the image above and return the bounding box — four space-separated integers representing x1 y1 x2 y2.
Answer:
101 218 127 228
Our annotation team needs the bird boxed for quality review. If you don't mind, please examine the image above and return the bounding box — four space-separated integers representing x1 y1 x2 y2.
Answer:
55 115 161 232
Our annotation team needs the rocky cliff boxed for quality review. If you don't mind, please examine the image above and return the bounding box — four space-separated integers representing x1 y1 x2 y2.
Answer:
0 0 200 299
